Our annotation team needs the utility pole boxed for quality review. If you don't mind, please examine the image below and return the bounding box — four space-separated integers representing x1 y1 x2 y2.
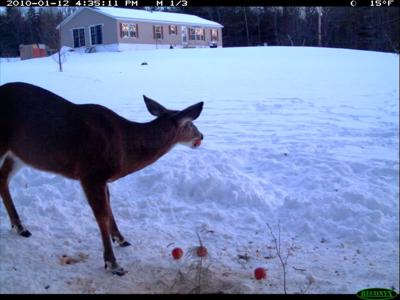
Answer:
243 7 250 46
317 7 323 47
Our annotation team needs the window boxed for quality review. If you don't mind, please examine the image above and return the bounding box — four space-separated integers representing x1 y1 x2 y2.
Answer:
72 28 85 48
211 29 218 41
120 23 138 38
90 25 103 45
189 28 205 41
153 25 163 39
169 25 177 35
189 28 195 40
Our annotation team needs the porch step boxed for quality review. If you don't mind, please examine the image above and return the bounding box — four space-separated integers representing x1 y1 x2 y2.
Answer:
85 46 96 53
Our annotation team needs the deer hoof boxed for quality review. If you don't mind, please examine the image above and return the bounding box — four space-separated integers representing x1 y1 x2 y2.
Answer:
105 261 128 276
112 237 131 247
12 225 31 238
20 230 32 238
112 267 128 276
120 241 131 247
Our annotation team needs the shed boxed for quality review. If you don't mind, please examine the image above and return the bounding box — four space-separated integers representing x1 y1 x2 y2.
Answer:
19 44 48 60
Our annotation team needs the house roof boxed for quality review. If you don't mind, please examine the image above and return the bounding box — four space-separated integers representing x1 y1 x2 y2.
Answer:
57 7 223 29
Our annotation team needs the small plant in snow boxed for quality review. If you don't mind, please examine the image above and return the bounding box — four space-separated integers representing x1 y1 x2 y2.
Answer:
298 275 314 294
265 222 314 294
266 222 296 294
169 232 213 294
186 232 212 294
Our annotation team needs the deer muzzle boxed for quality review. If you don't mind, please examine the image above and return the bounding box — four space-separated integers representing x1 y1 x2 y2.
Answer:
192 133 203 148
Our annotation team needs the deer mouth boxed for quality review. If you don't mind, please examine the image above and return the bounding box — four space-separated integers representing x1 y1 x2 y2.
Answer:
192 139 202 148
180 138 202 149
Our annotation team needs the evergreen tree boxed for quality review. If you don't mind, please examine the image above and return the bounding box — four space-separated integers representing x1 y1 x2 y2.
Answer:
26 7 41 44
0 8 25 56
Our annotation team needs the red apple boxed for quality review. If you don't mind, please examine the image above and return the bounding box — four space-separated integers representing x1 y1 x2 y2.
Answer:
193 139 201 147
196 246 208 257
254 267 267 280
172 247 183 260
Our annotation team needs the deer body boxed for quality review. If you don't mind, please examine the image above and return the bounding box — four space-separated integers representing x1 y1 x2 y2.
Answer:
0 82 204 275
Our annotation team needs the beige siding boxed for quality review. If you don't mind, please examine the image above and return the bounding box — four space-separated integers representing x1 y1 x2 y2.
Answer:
117 21 181 46
117 21 223 48
186 27 223 47
60 8 118 48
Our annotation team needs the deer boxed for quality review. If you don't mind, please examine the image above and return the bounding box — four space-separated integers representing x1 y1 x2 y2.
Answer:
0 82 204 276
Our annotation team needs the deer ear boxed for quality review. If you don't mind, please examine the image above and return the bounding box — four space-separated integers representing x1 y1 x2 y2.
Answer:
143 95 168 116
174 102 204 126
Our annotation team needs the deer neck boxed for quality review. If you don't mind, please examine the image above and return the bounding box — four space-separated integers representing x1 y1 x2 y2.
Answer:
119 117 178 177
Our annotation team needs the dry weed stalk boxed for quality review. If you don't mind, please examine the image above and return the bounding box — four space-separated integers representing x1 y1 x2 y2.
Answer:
266 222 296 294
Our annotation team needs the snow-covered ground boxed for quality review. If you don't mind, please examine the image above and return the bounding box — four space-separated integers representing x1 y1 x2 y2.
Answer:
0 46 398 294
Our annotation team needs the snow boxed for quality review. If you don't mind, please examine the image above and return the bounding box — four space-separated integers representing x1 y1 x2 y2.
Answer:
95 7 222 27
0 46 399 294
0 57 20 63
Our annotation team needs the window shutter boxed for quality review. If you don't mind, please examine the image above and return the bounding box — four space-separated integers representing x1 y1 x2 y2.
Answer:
119 23 123 38
136 24 139 38
161 26 164 39
153 25 156 39
203 29 205 40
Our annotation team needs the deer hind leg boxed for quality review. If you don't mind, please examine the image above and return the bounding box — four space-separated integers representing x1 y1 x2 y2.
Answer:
106 187 131 247
0 155 31 237
80 179 127 276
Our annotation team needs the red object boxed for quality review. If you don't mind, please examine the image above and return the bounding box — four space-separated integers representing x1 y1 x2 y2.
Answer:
254 267 267 280
172 247 183 260
193 139 201 147
196 246 208 257
32 48 47 58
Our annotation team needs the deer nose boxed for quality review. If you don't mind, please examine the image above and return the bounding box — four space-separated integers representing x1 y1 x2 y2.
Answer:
200 134 204 140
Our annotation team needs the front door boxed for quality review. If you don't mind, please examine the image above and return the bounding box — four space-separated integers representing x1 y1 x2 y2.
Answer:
181 26 188 46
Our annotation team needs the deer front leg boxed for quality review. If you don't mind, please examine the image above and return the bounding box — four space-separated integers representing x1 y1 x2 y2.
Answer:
80 179 127 276
106 187 131 247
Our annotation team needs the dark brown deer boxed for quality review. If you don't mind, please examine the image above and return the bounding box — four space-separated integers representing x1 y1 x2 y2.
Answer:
0 82 204 275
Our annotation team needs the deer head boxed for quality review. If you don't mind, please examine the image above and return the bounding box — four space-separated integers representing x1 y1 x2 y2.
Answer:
143 95 204 148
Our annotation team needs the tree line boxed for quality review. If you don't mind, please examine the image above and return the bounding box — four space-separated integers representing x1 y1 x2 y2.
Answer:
173 7 399 52
0 6 398 57
0 7 68 56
